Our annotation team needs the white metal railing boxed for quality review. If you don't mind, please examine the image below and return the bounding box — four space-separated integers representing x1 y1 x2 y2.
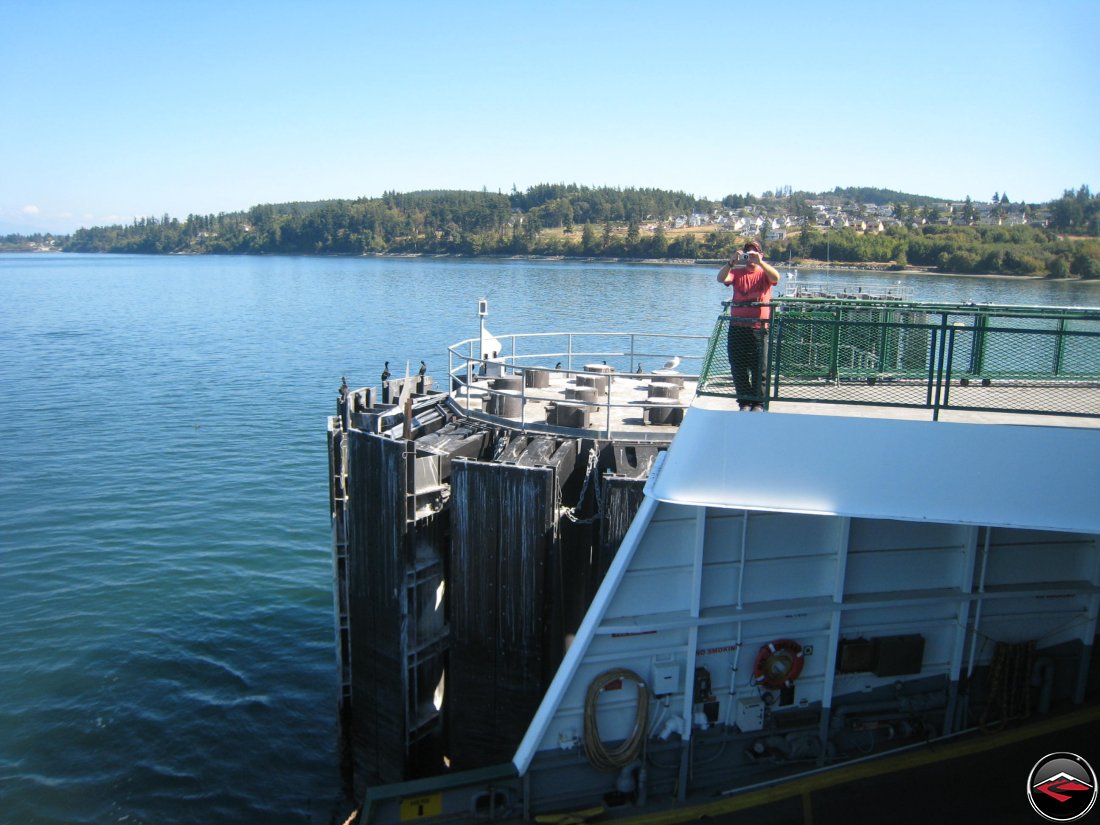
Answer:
446 330 710 437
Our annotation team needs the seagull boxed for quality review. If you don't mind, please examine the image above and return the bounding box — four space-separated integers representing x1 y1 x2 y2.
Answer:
381 361 391 382
418 360 427 377
662 355 681 371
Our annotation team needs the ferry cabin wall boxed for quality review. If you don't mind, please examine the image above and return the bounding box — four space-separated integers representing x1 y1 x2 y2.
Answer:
535 500 1100 754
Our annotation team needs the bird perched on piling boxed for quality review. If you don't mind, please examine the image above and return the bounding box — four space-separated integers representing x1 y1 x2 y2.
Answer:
418 360 427 377
381 361 391 382
662 355 681 371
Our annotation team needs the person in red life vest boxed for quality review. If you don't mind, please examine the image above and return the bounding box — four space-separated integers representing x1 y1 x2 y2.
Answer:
716 240 781 411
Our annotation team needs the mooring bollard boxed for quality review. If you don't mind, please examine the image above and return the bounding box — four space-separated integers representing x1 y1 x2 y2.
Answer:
647 381 681 400
644 398 684 426
551 401 591 428
524 368 550 389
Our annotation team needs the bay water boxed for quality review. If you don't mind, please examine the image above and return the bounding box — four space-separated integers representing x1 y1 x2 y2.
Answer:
1 253 1096 824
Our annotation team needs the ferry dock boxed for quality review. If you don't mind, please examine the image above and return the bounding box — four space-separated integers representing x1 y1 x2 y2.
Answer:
328 296 1100 824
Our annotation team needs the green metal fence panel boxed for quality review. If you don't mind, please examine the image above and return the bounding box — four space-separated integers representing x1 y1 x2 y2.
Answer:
697 298 1100 419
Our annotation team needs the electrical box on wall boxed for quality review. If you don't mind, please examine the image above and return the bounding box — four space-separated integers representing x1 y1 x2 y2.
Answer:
651 661 679 696
735 698 765 732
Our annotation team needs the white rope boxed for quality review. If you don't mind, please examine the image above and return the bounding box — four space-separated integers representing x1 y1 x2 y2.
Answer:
562 446 603 524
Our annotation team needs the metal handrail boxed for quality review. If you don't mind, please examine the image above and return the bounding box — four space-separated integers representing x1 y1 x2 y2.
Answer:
700 298 1100 420
446 330 709 437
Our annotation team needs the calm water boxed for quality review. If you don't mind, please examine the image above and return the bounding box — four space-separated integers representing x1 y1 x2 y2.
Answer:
1 253 1096 824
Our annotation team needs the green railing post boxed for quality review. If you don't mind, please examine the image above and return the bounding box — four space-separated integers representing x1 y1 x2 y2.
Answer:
1054 317 1067 376
932 315 950 421
926 315 944 409
829 307 841 383
769 311 783 400
942 324 958 411
970 314 988 377
878 308 892 376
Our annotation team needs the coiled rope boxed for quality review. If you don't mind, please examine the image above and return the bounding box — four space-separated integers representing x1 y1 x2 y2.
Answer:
980 639 1035 731
583 668 650 770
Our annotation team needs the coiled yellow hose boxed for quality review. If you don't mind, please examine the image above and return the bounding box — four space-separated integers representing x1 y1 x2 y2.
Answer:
583 668 650 770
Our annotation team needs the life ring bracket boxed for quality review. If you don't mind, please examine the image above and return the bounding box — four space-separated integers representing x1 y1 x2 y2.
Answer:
752 639 805 690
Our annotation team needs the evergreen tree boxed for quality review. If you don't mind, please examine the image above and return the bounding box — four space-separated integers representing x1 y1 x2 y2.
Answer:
650 224 668 257
626 219 640 247
581 222 597 254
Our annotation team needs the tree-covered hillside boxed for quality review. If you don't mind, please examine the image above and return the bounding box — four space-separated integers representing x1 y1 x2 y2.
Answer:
51 183 1100 279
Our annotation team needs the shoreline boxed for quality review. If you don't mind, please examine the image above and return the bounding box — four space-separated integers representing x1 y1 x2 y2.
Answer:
9 247 1096 283
365 251 1096 283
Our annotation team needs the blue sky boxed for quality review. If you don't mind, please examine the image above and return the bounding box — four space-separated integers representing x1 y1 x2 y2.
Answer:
3 0 1098 234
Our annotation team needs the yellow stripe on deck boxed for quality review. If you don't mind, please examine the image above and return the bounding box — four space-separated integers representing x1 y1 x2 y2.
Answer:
614 705 1100 825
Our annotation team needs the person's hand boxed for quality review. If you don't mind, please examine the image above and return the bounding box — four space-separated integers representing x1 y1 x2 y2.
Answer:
745 250 761 265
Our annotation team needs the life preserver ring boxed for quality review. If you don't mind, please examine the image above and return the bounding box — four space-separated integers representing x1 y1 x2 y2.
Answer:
752 639 805 690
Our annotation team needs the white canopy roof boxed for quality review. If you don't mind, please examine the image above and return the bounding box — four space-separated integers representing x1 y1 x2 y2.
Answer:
647 407 1100 535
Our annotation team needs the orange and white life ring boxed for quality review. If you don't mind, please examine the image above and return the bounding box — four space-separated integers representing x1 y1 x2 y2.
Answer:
752 639 805 690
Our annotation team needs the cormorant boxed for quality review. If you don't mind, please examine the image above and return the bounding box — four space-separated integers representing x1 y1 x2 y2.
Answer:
381 361 391 382
418 360 427 377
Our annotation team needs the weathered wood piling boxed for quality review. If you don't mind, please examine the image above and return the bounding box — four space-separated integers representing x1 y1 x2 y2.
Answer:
329 376 668 793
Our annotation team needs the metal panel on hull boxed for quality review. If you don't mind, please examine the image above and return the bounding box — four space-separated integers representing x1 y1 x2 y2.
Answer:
515 408 1100 791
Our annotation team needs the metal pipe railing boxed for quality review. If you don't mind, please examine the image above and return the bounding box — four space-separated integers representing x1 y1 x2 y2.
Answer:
445 330 709 434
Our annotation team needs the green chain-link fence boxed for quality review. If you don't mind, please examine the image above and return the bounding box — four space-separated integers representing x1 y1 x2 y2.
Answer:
699 299 1100 418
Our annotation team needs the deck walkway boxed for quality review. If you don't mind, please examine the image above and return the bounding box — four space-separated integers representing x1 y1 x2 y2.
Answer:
450 368 1100 437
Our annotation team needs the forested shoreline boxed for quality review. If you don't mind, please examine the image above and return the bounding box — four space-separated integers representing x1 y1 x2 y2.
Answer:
7 184 1100 278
